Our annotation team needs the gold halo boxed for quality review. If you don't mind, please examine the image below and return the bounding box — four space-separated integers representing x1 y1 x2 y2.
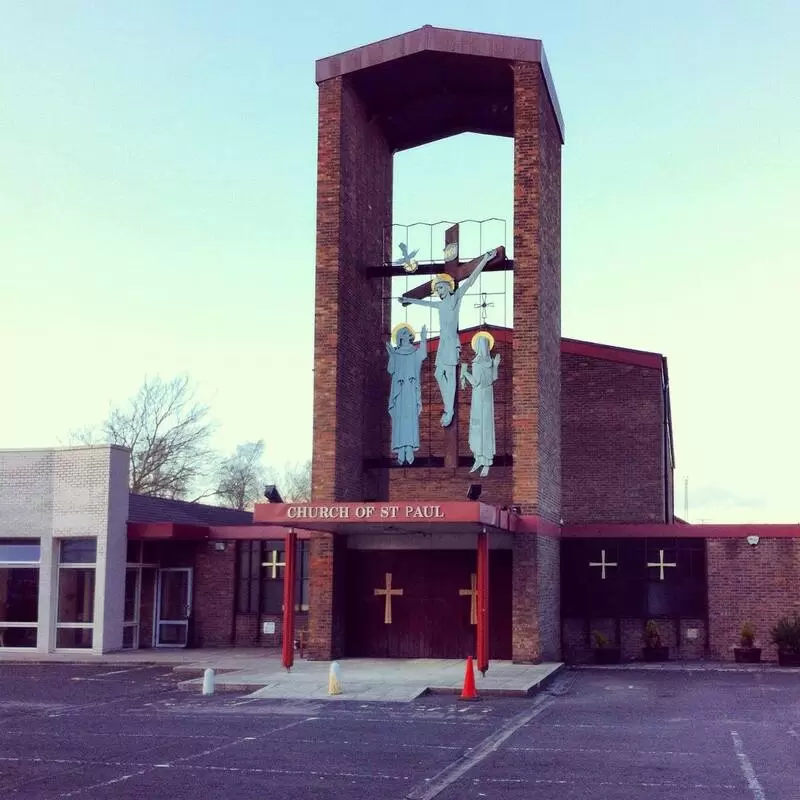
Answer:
391 321 416 346
471 331 495 352
430 273 455 295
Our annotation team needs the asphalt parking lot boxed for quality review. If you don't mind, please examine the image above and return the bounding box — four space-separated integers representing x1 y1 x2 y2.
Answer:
0 663 798 799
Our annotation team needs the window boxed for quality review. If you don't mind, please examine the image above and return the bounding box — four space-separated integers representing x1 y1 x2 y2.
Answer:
56 538 96 649
0 539 40 648
561 538 706 620
235 540 310 614
61 539 97 564
236 542 261 614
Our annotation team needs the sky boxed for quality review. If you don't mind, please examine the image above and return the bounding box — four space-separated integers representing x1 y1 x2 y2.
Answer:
2 1 799 522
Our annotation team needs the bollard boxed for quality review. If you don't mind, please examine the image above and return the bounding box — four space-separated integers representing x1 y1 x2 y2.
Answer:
202 668 215 696
328 661 342 696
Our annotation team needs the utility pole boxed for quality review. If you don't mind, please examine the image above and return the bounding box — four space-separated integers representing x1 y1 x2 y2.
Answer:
683 476 689 522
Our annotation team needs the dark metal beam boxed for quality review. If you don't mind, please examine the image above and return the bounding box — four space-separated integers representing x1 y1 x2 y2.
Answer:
365 258 514 280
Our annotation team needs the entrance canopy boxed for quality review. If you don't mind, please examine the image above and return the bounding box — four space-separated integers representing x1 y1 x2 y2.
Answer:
253 501 514 536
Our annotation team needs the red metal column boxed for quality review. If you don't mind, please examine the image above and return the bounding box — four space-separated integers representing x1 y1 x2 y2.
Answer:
476 528 490 675
281 530 297 670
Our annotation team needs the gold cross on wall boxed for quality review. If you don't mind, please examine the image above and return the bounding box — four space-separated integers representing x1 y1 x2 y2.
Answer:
589 549 618 580
459 573 478 625
262 550 285 579
374 572 404 624
647 549 677 581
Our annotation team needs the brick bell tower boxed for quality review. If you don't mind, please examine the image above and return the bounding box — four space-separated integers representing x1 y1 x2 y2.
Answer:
309 26 564 660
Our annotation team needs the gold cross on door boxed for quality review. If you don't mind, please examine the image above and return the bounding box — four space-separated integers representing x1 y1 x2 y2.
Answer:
459 573 478 625
374 572 403 624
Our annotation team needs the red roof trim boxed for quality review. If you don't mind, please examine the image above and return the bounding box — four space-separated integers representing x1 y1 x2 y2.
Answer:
561 338 664 370
562 523 800 539
127 522 210 540
424 327 666 371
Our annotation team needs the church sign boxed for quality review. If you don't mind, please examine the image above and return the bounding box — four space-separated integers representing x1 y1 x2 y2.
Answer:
286 503 447 521
251 499 503 529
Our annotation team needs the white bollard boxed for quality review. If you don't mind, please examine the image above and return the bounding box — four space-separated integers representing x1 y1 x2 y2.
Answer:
328 661 342 696
202 668 215 696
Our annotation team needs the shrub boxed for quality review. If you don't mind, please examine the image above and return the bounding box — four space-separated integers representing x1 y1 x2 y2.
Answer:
739 621 755 648
770 615 800 654
643 619 662 649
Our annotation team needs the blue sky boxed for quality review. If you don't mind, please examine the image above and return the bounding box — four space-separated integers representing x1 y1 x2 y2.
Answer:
2 1 798 522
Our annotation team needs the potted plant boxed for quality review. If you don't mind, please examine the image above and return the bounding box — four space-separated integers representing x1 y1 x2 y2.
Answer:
733 621 761 664
591 630 621 665
770 615 800 667
642 619 669 662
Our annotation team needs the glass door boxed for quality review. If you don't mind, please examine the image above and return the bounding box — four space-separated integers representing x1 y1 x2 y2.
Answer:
122 567 140 649
155 568 192 647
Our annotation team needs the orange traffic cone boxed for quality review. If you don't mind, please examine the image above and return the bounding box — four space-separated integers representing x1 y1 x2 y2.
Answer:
459 655 479 701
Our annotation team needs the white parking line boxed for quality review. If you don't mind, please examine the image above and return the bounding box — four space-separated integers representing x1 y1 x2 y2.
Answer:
92 667 155 678
405 694 555 800
731 730 767 800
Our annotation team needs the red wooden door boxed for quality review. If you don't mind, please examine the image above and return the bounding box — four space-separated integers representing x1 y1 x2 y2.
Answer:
345 549 511 659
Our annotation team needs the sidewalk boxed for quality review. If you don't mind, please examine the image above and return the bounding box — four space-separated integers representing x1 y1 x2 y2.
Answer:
176 657 565 702
0 647 279 672
0 647 564 702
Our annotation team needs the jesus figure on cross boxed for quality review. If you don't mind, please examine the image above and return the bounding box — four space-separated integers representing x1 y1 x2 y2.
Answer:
400 248 497 427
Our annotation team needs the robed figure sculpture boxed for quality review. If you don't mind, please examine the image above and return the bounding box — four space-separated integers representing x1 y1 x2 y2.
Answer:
460 331 500 477
400 249 496 427
386 323 427 465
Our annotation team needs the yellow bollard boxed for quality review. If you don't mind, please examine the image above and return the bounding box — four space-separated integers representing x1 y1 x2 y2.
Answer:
328 661 342 695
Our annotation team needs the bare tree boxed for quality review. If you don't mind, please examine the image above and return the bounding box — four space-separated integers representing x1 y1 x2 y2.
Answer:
280 459 312 502
215 440 271 510
74 375 216 499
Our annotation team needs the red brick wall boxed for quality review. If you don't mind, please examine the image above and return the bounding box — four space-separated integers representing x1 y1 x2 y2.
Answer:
561 353 667 523
309 74 392 659
510 62 562 662
536 534 561 660
191 543 235 647
511 534 561 662
707 538 800 661
512 61 561 523
307 533 347 659
562 616 706 663
233 612 310 649
312 75 392 503
512 535 539 662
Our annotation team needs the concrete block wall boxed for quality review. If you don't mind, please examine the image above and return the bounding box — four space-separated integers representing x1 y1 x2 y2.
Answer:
0 445 129 653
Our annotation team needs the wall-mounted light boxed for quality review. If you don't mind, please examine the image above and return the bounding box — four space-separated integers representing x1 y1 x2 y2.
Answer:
264 484 284 503
746 535 760 547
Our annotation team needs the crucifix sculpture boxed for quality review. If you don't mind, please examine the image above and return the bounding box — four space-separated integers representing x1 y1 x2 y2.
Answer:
399 224 505 427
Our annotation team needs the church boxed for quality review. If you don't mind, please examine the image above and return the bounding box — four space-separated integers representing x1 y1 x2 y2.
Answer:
2 26 799 665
